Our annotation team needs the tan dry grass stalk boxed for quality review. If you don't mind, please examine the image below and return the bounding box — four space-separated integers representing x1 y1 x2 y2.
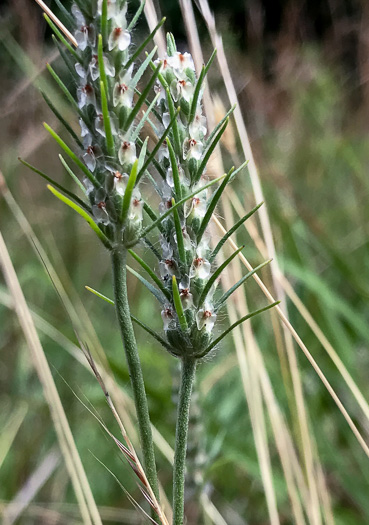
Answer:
34 0 77 46
0 230 102 525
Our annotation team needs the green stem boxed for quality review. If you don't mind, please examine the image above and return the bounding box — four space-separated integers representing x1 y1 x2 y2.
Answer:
111 247 159 499
173 358 197 525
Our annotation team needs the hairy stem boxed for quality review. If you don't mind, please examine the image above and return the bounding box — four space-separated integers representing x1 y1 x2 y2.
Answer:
173 357 197 525
111 247 159 499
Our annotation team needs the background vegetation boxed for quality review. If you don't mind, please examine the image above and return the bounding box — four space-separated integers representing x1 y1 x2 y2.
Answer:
1 0 369 523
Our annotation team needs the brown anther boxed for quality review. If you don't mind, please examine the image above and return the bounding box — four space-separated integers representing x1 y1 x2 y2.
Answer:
163 59 169 69
164 307 173 318
114 171 123 179
121 141 130 150
203 310 212 319
194 257 204 267
113 27 122 39
180 288 190 297
86 145 95 155
84 84 93 94
98 113 103 121
118 83 128 94
193 197 201 206
179 53 185 63
179 80 186 87
97 201 106 209
92 54 98 60
132 198 140 207
165 259 175 268
165 200 172 209
189 138 197 147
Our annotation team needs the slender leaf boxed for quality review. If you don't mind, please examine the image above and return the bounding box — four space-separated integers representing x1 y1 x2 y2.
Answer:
196 166 234 244
128 249 171 300
19 158 90 212
100 0 108 43
198 246 245 307
138 173 227 239
198 302 280 357
41 90 82 147
59 155 86 193
127 266 166 304
165 88 181 156
124 63 162 132
131 93 160 142
44 123 99 187
210 202 263 262
167 137 181 200
130 47 157 90
189 49 217 124
137 107 181 182
85 286 114 305
194 118 229 184
44 14 79 59
100 81 115 157
121 160 138 224
215 260 272 310
172 276 188 331
171 199 186 265
125 18 165 70
47 185 112 249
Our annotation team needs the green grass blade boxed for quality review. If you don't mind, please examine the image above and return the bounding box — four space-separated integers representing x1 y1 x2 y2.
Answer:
47 185 112 249
46 63 80 112
130 47 157 90
100 0 108 42
131 93 160 142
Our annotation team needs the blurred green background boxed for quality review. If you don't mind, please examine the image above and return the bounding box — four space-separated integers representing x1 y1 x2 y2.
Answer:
1 0 369 523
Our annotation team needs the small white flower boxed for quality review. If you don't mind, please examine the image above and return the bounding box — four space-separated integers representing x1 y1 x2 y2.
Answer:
196 303 217 332
170 79 194 102
161 306 175 331
128 188 144 222
113 171 129 196
184 195 207 219
89 54 115 81
183 137 203 161
94 112 117 137
118 140 136 165
158 140 169 162
79 118 90 137
179 282 193 309
108 27 131 51
189 255 211 280
113 66 134 107
162 112 171 128
92 201 110 225
168 52 195 72
154 82 166 104
75 62 87 79
98 0 117 18
77 84 96 109
159 257 177 279
82 142 102 172
72 5 96 51
189 111 207 138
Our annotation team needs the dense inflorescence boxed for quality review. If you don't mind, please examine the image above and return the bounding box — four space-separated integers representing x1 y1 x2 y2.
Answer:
49 0 161 246
149 36 242 359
